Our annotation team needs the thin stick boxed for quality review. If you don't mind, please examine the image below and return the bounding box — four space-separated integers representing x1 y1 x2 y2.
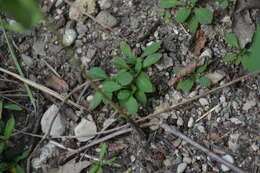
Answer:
161 124 247 173
42 59 61 78
196 104 219 122
0 67 85 110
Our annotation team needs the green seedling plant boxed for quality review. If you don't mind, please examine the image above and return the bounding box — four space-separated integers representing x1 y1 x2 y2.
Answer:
88 41 162 115
159 0 213 34
175 59 212 92
224 28 260 72
218 0 229 9
0 101 29 173
88 143 116 173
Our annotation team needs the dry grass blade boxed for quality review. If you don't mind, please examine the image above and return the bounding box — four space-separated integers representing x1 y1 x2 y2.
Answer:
0 17 36 109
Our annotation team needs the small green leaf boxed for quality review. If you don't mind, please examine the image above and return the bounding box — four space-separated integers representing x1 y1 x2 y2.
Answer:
188 15 199 34
102 91 112 105
0 142 5 154
191 0 198 6
89 92 103 110
141 42 161 58
125 57 137 64
199 77 211 87
104 157 117 165
136 72 154 93
15 150 30 162
117 90 131 100
143 53 162 68
116 71 133 86
123 96 138 114
102 81 121 92
236 56 242 65
0 120 4 134
242 25 260 71
112 57 129 69
176 8 192 23
194 8 213 24
120 41 135 58
224 53 237 62
196 59 212 73
135 90 147 105
99 143 107 160
15 165 25 173
88 164 100 173
159 0 184 8
4 104 22 111
4 115 15 140
88 67 108 79
173 67 183 74
218 0 229 9
0 100 3 119
225 33 240 49
135 58 143 73
177 79 194 91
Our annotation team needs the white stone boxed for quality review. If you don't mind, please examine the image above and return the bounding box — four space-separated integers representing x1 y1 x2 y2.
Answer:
96 11 118 28
199 98 209 106
187 117 194 128
41 104 65 137
74 118 97 142
163 159 172 167
228 133 240 152
177 117 184 126
21 54 34 67
242 99 256 111
98 0 112 9
177 163 187 173
221 155 234 172
205 71 225 84
63 29 77 47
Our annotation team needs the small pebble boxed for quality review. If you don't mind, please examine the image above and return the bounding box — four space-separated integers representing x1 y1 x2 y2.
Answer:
21 54 33 67
177 163 187 173
62 29 77 46
163 159 172 167
199 98 209 106
96 11 118 28
187 117 194 128
177 117 184 126
221 155 234 172
242 99 256 111
228 133 240 152
183 157 192 164
98 0 112 9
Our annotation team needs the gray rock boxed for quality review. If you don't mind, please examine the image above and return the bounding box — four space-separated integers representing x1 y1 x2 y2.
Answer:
205 71 225 84
183 157 192 164
96 11 118 28
76 23 88 35
221 155 234 172
74 118 97 142
242 99 256 111
177 117 184 126
228 133 240 152
155 54 174 70
63 29 77 46
41 104 65 137
177 163 187 173
187 117 194 128
21 54 33 67
98 0 112 9
199 98 209 106
33 41 46 56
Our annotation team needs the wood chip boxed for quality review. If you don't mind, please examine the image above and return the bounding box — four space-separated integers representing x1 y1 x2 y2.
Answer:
194 30 207 56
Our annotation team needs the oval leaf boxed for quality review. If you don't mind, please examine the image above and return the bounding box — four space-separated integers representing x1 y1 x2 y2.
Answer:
177 79 194 91
102 81 121 92
188 15 199 34
123 96 138 114
159 0 184 8
143 53 162 68
136 72 154 93
194 8 213 24
0 142 5 154
116 71 133 86
88 67 108 79
117 90 131 100
112 57 129 69
199 77 211 87
135 90 147 105
4 115 15 140
102 91 113 105
89 92 103 110
141 42 161 58
4 104 22 111
225 33 240 49
120 41 135 58
99 143 107 160
176 8 191 23
135 58 143 73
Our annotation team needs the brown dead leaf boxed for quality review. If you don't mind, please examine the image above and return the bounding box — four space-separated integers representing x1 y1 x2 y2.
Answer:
168 59 205 86
45 74 69 92
194 30 207 56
